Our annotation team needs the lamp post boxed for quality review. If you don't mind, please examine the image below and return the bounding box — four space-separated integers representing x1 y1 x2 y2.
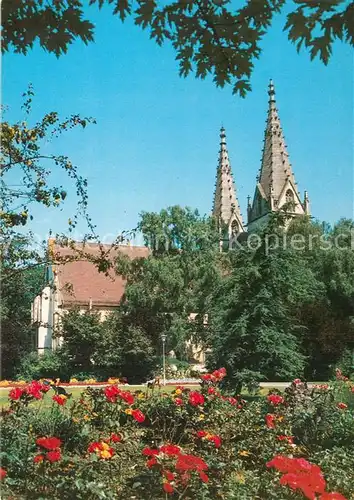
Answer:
161 334 167 386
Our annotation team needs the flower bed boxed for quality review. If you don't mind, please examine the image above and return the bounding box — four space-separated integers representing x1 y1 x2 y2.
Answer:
0 378 201 389
1 369 353 499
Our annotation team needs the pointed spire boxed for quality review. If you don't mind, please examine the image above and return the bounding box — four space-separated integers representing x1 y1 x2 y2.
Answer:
247 81 308 230
212 127 244 233
258 79 300 205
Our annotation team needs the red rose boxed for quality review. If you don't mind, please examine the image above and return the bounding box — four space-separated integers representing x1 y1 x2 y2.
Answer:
212 368 227 381
265 414 276 429
52 394 66 406
188 391 205 406
337 402 347 410
132 409 145 423
164 470 175 481
175 454 208 472
199 471 209 483
104 385 120 402
197 430 207 438
26 381 43 400
142 447 159 456
174 398 183 406
36 436 62 450
163 482 174 494
266 455 295 473
120 390 135 405
267 394 284 406
9 387 24 400
88 442 102 453
34 454 45 463
277 435 294 444
110 433 121 443
160 444 181 456
293 379 302 385
211 435 221 448
146 457 158 468
0 468 7 480
46 450 61 463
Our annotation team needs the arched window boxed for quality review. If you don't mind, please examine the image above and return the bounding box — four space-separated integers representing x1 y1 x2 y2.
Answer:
231 220 239 235
285 189 294 204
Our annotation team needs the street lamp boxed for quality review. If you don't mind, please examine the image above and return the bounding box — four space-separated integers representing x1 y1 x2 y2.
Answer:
161 334 167 386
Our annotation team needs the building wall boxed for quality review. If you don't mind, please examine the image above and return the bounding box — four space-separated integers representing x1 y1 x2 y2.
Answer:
34 286 54 352
33 285 119 353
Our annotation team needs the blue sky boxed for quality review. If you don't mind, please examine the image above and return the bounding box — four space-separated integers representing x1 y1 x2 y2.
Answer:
3 2 353 244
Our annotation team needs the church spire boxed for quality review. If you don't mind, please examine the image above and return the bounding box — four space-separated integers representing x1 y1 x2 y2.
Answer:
248 80 307 230
212 127 244 243
259 79 299 205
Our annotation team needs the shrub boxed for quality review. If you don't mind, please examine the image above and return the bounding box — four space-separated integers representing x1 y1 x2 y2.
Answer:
15 350 70 381
1 370 353 499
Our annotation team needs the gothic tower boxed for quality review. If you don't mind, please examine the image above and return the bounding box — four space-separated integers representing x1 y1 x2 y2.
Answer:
247 80 310 232
212 127 244 248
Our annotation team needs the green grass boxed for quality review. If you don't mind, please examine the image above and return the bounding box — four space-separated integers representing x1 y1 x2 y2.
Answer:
0 384 200 409
0 384 280 409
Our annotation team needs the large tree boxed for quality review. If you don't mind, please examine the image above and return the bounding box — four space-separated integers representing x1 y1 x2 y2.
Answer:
207 214 354 388
0 237 45 378
115 206 222 359
2 0 353 97
207 229 317 389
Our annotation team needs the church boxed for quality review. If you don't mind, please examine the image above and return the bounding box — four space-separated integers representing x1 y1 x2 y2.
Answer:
213 80 309 248
32 80 309 352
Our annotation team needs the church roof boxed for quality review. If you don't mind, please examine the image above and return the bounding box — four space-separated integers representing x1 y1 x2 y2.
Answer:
258 80 301 205
49 240 149 307
212 127 244 229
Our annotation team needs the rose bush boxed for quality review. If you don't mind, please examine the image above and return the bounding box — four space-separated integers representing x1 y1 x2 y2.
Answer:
0 371 353 499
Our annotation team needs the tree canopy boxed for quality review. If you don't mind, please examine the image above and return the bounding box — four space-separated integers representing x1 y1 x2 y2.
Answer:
115 206 222 360
2 0 353 96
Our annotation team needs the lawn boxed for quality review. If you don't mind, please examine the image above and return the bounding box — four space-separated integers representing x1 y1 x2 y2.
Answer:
0 384 274 408
0 384 201 408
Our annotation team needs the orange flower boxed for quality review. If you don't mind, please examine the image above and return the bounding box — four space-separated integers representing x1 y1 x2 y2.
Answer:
88 441 114 459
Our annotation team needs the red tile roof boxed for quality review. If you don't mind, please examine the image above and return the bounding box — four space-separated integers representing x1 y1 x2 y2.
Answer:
50 241 149 307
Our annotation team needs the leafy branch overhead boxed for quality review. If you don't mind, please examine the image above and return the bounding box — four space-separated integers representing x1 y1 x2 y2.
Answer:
2 1 353 97
0 85 95 233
